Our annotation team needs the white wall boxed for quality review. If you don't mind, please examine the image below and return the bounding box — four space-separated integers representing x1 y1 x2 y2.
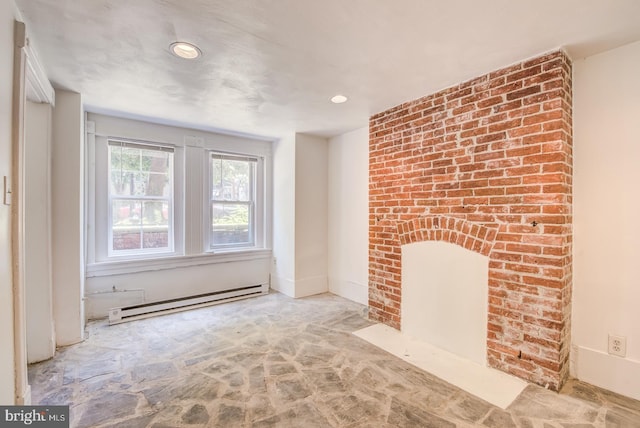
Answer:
573 40 640 400
86 257 271 317
271 133 330 299
0 0 17 405
271 134 296 296
24 101 55 363
84 113 274 318
51 90 85 346
328 127 368 305
294 134 328 297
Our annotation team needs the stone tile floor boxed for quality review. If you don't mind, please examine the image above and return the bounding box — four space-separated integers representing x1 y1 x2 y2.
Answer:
29 292 640 427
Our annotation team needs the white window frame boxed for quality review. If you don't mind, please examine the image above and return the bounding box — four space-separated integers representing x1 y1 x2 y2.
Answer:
85 113 272 276
207 152 260 251
91 136 185 263
107 140 175 257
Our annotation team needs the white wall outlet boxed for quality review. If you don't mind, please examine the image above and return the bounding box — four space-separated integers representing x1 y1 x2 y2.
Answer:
608 334 627 357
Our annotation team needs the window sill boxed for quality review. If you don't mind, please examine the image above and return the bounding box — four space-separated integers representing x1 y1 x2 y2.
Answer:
86 248 272 278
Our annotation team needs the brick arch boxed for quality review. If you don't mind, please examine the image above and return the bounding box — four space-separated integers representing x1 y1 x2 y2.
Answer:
397 215 498 256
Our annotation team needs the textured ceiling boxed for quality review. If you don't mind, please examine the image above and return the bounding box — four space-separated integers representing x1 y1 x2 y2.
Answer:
15 0 640 139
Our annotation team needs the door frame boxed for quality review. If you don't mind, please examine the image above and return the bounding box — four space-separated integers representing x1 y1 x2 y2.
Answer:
12 19 55 405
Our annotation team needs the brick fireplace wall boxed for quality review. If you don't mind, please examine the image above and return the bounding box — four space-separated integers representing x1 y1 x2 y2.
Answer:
369 51 573 389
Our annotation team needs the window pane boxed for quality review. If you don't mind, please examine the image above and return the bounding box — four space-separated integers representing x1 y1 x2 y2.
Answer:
118 148 140 172
110 148 122 170
146 172 171 197
110 172 145 196
142 151 172 196
142 201 169 249
211 157 222 197
113 230 141 251
143 231 168 249
225 159 250 201
112 200 142 251
112 200 142 227
110 172 171 197
211 157 251 201
110 146 172 197
211 203 250 245
110 171 127 195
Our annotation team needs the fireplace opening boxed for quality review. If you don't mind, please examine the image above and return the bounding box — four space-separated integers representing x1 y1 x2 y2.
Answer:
402 241 488 365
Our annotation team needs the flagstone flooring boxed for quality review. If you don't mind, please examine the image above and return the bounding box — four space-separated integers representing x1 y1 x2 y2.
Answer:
28 292 640 427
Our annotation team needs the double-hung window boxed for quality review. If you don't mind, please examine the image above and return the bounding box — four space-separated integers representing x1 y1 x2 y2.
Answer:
108 140 174 256
209 153 257 249
86 113 270 274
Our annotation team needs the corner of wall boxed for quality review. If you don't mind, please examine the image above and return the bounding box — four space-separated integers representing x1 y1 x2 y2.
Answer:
294 275 328 298
271 134 296 297
270 275 296 298
327 127 369 305
292 133 329 297
51 89 85 346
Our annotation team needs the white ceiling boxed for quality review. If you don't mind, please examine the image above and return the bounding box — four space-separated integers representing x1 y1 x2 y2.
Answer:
15 0 640 139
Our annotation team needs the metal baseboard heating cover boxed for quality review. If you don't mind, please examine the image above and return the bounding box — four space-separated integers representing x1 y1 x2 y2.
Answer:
108 283 268 325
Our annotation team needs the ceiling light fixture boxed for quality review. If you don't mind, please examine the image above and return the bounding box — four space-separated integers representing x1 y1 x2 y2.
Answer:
170 41 202 60
330 94 348 104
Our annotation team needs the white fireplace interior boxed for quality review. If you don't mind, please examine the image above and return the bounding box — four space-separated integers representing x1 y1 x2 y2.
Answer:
401 240 488 366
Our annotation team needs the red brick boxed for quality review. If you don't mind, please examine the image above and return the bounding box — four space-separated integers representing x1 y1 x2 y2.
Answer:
478 96 504 108
492 81 524 97
506 85 541 101
489 119 523 133
507 124 542 138
523 110 563 126
368 50 572 390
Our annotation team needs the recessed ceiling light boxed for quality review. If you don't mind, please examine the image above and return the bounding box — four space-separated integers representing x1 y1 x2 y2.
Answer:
170 41 202 59
331 94 348 104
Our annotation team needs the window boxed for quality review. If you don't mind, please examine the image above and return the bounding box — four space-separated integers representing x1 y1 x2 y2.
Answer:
108 141 174 255
209 153 256 249
86 113 271 273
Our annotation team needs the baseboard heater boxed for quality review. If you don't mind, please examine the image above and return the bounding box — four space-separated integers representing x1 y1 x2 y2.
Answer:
108 283 268 325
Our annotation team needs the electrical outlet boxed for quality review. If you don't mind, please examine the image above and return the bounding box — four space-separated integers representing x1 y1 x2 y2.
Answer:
608 334 627 357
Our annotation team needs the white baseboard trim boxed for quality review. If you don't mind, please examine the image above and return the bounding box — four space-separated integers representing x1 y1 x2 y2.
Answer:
56 336 84 348
573 345 640 401
271 275 296 298
294 275 328 298
329 279 368 305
